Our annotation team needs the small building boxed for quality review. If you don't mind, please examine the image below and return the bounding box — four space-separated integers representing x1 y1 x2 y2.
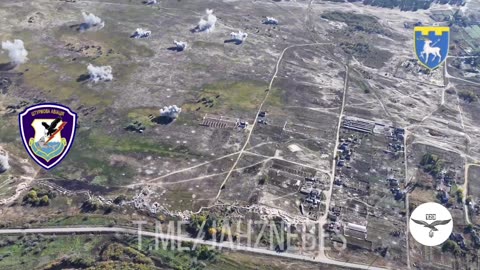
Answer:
344 223 368 240
472 230 480 247
339 143 350 152
333 206 341 216
237 121 249 129
440 190 450 204
450 233 466 249
388 178 399 187
334 178 342 186
305 177 316 182
300 186 312 194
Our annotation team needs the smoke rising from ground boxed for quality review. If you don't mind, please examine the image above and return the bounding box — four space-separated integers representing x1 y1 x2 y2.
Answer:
131 28 151 38
80 12 105 31
87 64 113 83
174 40 187 51
230 31 248 42
159 105 182 119
196 9 217 33
263 17 278 25
1 39 28 65
0 152 9 173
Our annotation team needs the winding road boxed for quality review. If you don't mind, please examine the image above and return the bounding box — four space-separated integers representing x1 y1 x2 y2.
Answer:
214 42 333 201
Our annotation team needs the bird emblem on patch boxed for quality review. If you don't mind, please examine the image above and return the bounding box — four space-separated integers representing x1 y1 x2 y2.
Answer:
19 103 77 170
411 218 452 238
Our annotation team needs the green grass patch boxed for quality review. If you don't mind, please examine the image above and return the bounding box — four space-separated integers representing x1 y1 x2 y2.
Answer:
45 215 118 227
86 130 194 157
184 81 268 113
126 237 218 270
17 27 145 108
207 253 288 270
264 87 285 108
91 175 109 186
126 108 159 128
0 235 100 269
50 128 198 186
51 148 134 186
22 62 115 108
0 117 18 143
192 41 224 50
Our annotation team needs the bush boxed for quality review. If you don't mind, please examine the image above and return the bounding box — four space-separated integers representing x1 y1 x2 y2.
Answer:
81 199 101 212
207 228 217 238
39 195 49 206
113 195 127 205
420 153 444 177
465 224 474 233
23 188 53 207
458 91 477 103
442 240 456 252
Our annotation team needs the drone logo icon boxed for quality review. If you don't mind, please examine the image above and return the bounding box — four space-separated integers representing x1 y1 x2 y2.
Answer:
409 202 453 246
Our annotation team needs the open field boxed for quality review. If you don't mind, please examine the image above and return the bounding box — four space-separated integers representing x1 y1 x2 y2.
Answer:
2 0 480 269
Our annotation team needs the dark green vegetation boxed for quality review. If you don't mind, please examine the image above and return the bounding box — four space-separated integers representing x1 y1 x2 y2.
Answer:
187 214 236 242
121 234 219 270
321 11 393 69
442 240 462 255
321 11 389 36
450 184 465 203
0 117 17 144
22 188 55 207
458 91 478 103
0 224 353 270
340 42 393 69
81 198 112 214
46 215 119 227
420 153 445 177
349 0 466 11
0 234 101 269
0 233 218 270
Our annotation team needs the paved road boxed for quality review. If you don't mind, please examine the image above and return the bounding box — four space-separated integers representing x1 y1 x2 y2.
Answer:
0 226 389 270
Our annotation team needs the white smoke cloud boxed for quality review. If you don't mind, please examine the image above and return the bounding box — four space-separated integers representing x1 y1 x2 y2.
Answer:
132 28 151 38
1 39 28 65
174 40 187 51
230 31 248 42
263 17 278 25
87 64 113 83
0 152 9 173
160 105 182 119
80 12 105 31
197 9 217 33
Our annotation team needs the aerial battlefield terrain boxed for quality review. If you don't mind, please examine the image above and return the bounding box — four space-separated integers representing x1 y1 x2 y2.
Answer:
1 0 480 269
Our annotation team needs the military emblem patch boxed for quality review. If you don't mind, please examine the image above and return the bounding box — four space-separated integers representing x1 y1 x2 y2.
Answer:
414 26 450 70
19 103 77 170
409 202 453 246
